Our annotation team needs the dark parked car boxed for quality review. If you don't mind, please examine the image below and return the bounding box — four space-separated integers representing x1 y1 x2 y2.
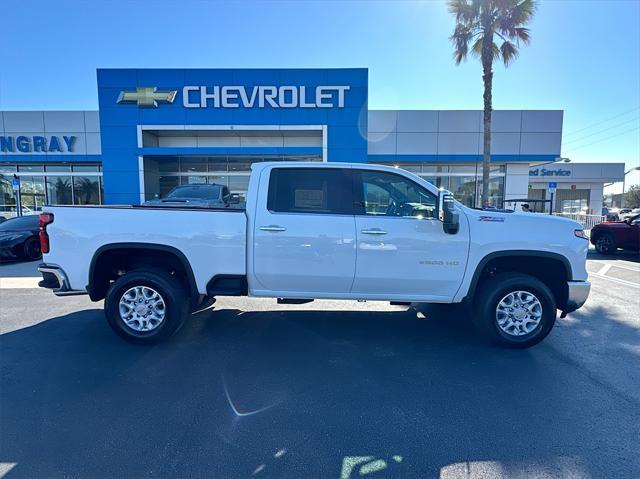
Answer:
143 184 238 209
590 214 640 254
0 215 42 261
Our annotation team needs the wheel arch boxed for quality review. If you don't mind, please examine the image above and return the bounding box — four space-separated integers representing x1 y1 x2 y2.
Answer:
466 250 572 310
88 243 199 303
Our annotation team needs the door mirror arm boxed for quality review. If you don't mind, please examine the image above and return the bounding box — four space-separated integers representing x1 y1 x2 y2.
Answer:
438 190 459 235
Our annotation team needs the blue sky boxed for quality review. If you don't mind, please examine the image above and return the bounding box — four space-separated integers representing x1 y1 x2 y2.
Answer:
1 0 639 188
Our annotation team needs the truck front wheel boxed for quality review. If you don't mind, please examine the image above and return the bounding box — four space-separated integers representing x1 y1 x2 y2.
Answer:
104 270 189 344
473 273 557 348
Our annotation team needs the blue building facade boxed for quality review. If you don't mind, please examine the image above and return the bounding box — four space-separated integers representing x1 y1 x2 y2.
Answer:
98 68 368 204
1 68 565 214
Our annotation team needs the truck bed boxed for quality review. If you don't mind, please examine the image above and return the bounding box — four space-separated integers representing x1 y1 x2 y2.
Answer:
43 205 247 294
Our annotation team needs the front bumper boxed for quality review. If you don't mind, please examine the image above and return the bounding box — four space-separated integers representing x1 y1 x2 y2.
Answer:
38 263 86 296
565 280 591 313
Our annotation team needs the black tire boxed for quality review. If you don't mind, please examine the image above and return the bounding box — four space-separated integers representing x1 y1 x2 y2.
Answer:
473 272 557 349
23 236 41 261
594 232 616 254
104 270 189 345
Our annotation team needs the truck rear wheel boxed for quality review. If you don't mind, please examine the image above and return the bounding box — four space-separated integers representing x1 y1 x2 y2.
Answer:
104 270 189 344
473 272 556 348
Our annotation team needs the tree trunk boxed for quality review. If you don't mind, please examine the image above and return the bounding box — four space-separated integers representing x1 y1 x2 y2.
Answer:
481 43 493 208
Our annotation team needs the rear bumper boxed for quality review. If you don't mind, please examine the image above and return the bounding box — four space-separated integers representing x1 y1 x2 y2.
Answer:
38 263 86 296
565 280 591 312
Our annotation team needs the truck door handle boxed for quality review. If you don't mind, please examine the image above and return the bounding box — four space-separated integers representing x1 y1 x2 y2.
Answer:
361 229 387 235
259 225 287 232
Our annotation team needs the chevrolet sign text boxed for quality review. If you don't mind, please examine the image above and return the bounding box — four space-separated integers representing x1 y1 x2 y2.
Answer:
182 85 350 109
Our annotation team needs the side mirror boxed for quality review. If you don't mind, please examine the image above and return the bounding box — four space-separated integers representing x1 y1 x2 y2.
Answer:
438 189 459 235
228 193 240 204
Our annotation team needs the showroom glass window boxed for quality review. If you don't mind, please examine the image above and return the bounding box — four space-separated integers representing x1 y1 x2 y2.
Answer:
0 163 102 214
45 165 72 205
353 170 437 218
155 155 322 202
267 168 353 215
17 165 46 212
0 165 18 213
72 165 101 205
73 176 100 205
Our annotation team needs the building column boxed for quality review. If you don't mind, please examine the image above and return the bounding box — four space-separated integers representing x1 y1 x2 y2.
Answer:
589 184 603 216
504 163 530 203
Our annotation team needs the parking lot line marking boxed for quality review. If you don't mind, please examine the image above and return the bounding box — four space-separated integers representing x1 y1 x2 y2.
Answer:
0 463 17 478
589 271 640 289
0 277 40 289
599 264 612 275
608 263 640 273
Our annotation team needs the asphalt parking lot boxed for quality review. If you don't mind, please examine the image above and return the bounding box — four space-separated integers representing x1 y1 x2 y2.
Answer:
1 251 639 478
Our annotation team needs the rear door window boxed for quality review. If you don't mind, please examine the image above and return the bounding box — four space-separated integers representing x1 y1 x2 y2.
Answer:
267 168 353 215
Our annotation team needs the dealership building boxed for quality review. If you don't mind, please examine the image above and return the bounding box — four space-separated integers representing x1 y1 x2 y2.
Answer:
0 68 625 215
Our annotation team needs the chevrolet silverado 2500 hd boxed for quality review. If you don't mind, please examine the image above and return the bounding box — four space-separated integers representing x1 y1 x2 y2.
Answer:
38 162 590 348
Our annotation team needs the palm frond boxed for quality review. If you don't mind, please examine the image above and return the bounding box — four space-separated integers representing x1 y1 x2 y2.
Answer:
448 0 480 23
514 27 531 44
470 36 499 64
471 36 484 57
499 40 519 66
492 42 501 58
450 23 474 64
514 0 537 24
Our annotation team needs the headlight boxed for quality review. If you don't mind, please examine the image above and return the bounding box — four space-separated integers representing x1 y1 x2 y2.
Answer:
574 229 588 240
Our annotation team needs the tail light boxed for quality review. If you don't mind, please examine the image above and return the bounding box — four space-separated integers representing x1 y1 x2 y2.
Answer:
39 213 54 254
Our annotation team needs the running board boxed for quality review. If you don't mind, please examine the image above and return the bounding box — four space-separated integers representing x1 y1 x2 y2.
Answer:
277 298 314 305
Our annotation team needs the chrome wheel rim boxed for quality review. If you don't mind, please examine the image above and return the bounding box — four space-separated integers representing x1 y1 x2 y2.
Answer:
496 290 542 337
596 237 611 252
118 286 166 332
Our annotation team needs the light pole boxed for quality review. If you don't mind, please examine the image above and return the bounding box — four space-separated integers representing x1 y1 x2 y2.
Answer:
621 166 640 208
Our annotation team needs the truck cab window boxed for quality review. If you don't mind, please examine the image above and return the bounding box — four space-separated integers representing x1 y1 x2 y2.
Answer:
267 168 353 215
354 170 437 218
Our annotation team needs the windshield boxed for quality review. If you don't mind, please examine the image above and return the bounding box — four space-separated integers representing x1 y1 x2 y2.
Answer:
166 185 221 200
0 215 38 231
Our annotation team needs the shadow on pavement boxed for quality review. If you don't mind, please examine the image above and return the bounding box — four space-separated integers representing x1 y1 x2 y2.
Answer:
0 260 41 278
587 248 640 263
1 303 639 478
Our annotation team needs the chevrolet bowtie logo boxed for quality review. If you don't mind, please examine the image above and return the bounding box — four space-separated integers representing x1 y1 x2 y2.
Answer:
117 87 177 107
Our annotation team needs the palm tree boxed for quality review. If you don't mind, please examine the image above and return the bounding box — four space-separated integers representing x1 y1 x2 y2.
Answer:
448 0 536 207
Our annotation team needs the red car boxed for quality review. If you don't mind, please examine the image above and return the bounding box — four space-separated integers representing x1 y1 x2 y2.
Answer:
590 214 640 254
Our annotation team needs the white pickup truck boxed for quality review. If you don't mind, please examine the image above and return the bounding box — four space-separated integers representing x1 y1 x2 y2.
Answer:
38 162 590 348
